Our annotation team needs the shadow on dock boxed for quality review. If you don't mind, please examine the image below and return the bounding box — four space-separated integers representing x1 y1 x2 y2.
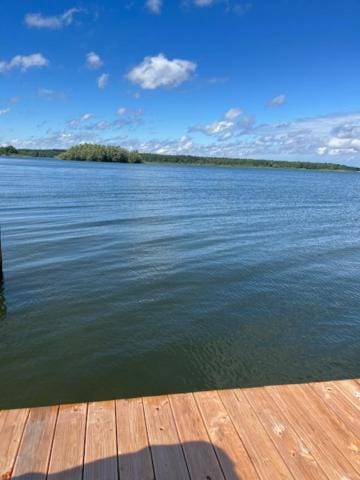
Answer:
10 442 241 480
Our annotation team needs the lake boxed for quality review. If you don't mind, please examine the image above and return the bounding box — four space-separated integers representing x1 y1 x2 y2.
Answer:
0 157 359 408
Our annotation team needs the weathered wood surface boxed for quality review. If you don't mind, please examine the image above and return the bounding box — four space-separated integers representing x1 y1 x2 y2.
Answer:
1 379 359 479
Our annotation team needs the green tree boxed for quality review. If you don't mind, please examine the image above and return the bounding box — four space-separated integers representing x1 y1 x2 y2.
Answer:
0 145 18 155
59 144 142 163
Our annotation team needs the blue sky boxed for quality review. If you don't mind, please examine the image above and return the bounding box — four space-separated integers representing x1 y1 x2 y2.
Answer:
1 0 360 164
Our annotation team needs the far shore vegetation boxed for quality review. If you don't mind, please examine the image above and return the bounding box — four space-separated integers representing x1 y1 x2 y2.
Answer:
60 144 142 163
1 143 359 172
0 146 64 158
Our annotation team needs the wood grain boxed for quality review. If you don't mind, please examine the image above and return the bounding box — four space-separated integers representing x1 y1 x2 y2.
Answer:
83 401 117 480
2 378 360 480
219 388 293 479
0 408 29 480
143 395 189 480
47 403 87 480
116 397 154 480
169 392 224 480
195 390 259 480
268 384 359 480
243 386 327 479
12 406 58 480
311 381 360 438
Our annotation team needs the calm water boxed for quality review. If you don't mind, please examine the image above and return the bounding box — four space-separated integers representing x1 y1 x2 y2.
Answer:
0 157 359 408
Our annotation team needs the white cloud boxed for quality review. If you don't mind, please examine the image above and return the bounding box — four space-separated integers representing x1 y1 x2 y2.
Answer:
189 109 360 162
225 108 242 120
231 112 360 159
126 53 197 89
97 73 109 89
317 147 327 156
231 3 253 15
111 108 144 129
14 131 100 149
323 135 360 156
198 120 234 136
267 94 286 108
25 8 81 29
191 107 253 140
86 52 103 70
0 53 49 73
65 108 144 133
192 0 252 14
102 134 195 156
146 0 162 14
68 113 93 127
193 0 215 6
208 76 229 85
10 109 360 165
0 108 10 116
38 88 66 100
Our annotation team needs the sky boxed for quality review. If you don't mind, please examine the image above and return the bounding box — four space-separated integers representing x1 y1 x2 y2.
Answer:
1 0 360 165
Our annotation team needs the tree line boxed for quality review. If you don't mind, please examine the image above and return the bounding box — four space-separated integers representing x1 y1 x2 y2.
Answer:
0 146 64 157
1 143 359 171
141 152 360 171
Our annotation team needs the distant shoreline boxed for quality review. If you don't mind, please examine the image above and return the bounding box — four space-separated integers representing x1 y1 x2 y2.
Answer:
1 145 359 172
141 158 359 173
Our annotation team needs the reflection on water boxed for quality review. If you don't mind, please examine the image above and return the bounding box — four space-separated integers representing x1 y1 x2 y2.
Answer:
0 157 360 409
0 281 6 321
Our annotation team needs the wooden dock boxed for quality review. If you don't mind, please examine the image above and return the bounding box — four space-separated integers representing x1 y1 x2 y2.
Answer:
1 379 359 479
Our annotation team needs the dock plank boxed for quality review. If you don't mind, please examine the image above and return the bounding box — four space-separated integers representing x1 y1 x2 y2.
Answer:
169 392 225 480
11 406 58 480
219 389 293 479
143 395 190 480
243 386 328 479
195 390 259 480
83 401 117 480
2 378 359 480
334 380 360 410
297 383 360 472
311 381 360 439
0 409 29 480
116 397 154 480
268 384 360 479
47 403 87 480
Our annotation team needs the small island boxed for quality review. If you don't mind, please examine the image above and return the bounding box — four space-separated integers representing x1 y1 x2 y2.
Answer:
1 143 359 172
